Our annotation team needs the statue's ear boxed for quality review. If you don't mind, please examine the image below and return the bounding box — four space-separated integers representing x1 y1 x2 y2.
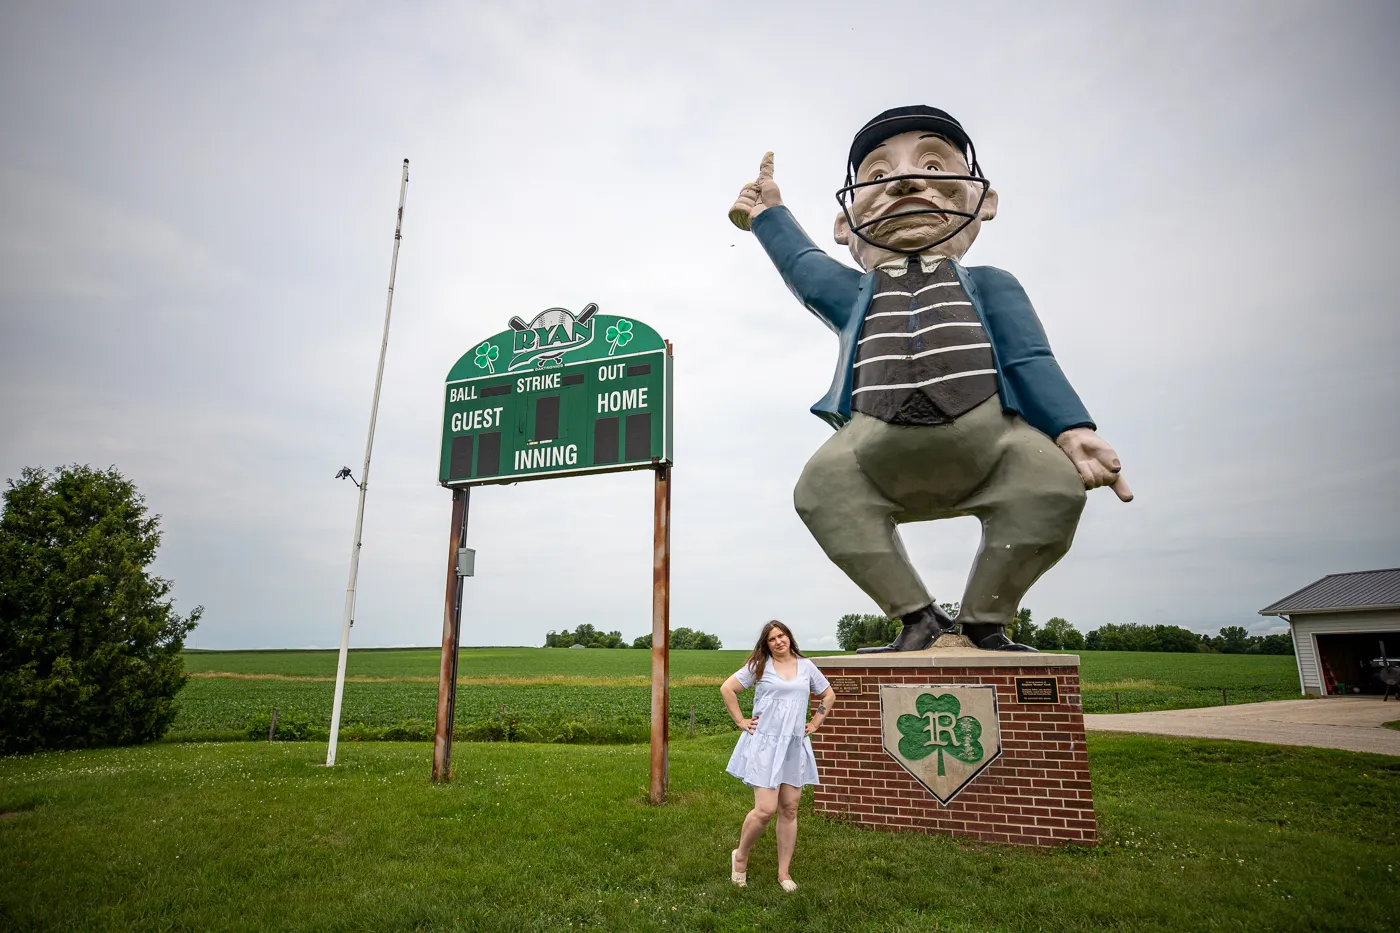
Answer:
833 211 851 246
979 187 999 222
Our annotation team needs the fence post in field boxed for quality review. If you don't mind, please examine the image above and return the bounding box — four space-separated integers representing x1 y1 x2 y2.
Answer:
689 704 695 738
1222 688 1228 706
269 708 279 742
1115 692 1120 712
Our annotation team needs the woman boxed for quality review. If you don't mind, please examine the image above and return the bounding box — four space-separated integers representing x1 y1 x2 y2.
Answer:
720 620 837 892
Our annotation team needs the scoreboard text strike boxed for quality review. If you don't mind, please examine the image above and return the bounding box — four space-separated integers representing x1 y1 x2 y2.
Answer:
439 306 672 486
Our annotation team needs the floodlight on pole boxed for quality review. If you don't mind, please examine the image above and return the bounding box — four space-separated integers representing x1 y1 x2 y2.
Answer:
326 159 409 767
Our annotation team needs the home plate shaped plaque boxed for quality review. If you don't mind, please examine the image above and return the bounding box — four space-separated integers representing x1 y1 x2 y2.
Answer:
879 684 1002 805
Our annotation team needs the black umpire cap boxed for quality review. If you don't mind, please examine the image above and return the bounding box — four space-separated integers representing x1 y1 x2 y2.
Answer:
847 105 978 176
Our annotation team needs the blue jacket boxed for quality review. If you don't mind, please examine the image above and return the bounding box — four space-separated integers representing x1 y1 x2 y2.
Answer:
752 205 1095 438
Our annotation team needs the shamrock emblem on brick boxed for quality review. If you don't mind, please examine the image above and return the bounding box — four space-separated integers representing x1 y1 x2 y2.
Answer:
897 692 983 777
474 341 499 373
605 319 633 356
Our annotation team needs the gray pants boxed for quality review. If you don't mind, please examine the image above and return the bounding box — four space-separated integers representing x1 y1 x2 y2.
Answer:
793 397 1086 624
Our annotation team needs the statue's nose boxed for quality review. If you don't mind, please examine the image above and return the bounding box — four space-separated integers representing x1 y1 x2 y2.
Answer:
886 173 927 195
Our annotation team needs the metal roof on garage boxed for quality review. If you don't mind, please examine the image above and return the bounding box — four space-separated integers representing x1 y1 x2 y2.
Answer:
1259 568 1400 615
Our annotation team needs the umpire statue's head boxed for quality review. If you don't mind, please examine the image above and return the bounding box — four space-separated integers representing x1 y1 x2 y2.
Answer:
834 105 999 270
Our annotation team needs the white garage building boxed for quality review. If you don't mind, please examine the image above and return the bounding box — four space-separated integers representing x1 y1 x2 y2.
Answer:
1259 568 1400 697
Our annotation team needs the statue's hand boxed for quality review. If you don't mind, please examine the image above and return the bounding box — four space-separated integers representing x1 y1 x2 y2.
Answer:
727 152 784 230
1056 427 1133 502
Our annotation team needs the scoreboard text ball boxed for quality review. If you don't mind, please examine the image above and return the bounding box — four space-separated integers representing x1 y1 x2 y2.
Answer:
439 308 673 487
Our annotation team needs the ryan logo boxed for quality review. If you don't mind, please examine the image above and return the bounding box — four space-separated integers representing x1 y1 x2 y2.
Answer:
879 684 1002 805
508 303 598 371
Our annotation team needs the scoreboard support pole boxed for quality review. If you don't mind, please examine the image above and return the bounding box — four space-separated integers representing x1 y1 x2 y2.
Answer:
433 486 470 783
649 463 672 805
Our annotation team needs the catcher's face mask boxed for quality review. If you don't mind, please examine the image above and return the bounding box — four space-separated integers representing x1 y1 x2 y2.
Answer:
836 108 990 256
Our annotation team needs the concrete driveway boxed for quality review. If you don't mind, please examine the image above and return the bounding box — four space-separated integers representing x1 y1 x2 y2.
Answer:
1084 697 1400 756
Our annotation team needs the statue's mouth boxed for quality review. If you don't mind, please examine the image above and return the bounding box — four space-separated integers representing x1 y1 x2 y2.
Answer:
873 196 948 223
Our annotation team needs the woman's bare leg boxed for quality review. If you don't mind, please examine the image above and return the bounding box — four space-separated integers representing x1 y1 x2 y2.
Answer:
775 783 802 880
735 786 778 871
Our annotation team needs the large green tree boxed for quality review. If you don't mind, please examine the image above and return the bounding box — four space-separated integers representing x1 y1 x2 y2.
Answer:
1008 607 1037 646
630 628 722 650
1033 616 1084 651
544 623 626 648
0 466 201 754
1085 622 1205 653
669 627 722 650
835 613 898 651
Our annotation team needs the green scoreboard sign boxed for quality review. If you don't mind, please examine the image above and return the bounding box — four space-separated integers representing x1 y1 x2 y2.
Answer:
440 304 672 486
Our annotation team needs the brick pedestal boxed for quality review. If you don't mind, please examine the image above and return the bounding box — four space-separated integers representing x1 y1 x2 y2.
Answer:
810 650 1096 847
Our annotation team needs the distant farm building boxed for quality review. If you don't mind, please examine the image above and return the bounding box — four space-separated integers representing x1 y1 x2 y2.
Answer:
1260 568 1400 696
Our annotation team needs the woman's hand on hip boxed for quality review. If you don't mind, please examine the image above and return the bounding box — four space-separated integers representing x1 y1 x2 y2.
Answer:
805 719 821 737
737 714 759 734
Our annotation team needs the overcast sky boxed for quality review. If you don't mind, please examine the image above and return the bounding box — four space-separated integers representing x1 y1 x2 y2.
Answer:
2 1 1397 651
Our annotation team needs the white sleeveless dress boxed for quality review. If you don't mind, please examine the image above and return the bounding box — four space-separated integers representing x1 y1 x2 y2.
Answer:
725 657 831 789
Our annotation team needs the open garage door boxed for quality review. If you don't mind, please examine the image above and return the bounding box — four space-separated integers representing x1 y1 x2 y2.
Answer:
1315 632 1397 695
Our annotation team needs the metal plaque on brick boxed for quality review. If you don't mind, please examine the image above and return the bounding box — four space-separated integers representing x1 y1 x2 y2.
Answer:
828 676 863 695
879 684 1002 805
1015 677 1059 704
440 304 672 486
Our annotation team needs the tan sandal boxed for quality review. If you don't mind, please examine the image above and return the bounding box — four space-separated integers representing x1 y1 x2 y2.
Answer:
779 878 798 892
730 849 747 887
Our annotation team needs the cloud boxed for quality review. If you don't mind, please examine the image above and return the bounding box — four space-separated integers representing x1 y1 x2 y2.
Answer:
0 167 239 302
1 0 1396 651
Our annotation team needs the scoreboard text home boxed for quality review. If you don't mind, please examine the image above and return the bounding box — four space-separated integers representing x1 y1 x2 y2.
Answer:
439 305 673 486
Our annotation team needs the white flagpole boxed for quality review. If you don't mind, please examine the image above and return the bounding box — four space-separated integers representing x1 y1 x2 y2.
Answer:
327 159 409 766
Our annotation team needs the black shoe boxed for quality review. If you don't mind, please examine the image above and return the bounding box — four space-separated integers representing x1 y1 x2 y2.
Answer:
856 604 957 654
961 624 1038 652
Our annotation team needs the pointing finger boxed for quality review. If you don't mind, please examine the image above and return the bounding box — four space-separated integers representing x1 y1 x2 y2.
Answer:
758 151 774 181
1110 474 1134 502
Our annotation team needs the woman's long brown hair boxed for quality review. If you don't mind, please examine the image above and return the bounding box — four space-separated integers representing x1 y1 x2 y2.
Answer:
745 620 802 683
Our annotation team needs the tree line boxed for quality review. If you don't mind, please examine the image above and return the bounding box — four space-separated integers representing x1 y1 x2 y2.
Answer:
836 609 1293 655
1088 623 1293 655
543 624 722 650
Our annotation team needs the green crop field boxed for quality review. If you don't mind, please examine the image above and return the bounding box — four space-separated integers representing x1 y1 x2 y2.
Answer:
170 648 1303 744
1071 651 1301 713
171 679 745 744
180 647 827 682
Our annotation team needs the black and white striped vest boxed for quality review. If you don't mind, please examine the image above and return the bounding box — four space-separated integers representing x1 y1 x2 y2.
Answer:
851 257 998 425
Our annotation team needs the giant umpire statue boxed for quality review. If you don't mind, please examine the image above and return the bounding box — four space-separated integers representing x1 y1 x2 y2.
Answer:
730 106 1132 652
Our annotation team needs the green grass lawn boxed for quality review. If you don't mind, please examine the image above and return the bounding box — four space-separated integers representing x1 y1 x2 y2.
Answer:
171 648 1304 742
1 734 1394 932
